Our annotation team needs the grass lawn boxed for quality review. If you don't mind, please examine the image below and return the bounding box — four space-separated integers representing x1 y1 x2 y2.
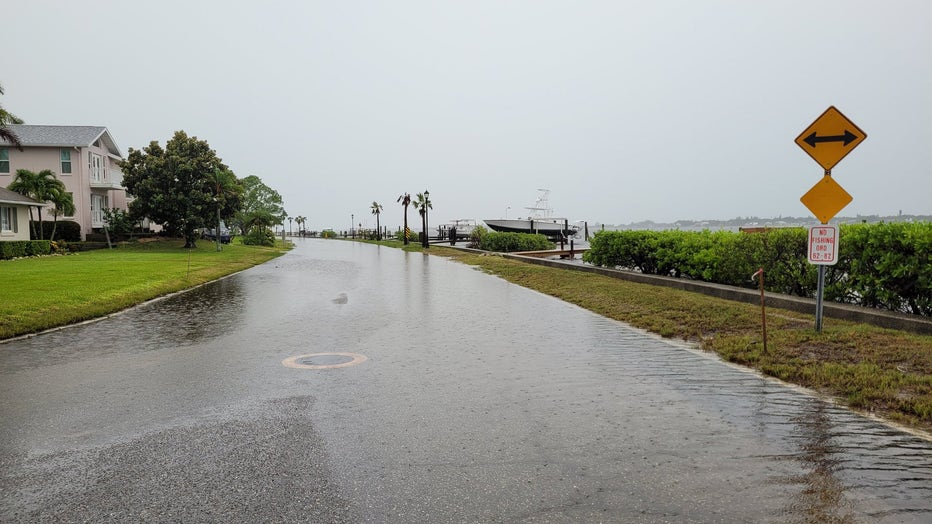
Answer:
373 240 932 435
1 238 288 340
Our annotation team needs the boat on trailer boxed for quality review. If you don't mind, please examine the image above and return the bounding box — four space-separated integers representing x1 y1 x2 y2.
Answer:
483 190 577 238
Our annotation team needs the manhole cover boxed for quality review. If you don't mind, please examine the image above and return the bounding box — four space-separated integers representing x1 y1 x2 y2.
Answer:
282 352 368 370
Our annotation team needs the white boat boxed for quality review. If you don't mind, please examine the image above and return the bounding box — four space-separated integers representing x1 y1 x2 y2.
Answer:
436 219 478 240
483 190 577 238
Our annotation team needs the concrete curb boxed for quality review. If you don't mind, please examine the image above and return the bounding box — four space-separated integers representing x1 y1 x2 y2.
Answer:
447 247 931 335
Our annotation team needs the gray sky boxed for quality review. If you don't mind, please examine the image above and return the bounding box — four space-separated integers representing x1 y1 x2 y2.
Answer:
3 0 930 231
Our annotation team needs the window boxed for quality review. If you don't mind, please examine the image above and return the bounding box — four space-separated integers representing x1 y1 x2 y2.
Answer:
88 152 101 182
0 148 9 173
65 192 74 217
61 149 72 173
0 206 16 232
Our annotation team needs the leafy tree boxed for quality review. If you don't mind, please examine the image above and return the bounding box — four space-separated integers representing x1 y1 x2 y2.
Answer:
120 131 236 248
49 187 76 242
0 82 24 151
413 191 432 248
102 208 134 240
397 193 411 245
234 175 285 235
370 201 383 240
8 168 64 239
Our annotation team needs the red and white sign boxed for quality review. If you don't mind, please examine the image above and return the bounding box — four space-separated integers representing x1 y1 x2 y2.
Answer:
808 225 839 265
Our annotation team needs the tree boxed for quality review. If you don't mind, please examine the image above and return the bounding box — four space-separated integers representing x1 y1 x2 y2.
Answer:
234 175 286 235
0 83 24 151
8 168 63 240
295 215 307 236
48 186 76 242
397 193 411 245
120 131 234 248
371 201 383 240
413 191 432 248
205 168 242 251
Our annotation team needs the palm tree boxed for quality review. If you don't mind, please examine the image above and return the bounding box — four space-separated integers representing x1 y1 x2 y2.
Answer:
205 168 240 251
413 190 432 248
370 201 383 240
8 169 62 239
0 82 24 151
295 215 307 236
48 186 76 242
397 193 411 245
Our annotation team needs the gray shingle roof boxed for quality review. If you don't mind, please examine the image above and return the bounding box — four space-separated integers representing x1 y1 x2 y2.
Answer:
0 125 122 157
0 186 41 206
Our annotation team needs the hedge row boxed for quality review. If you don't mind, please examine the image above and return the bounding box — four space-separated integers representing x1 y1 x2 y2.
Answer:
479 232 554 252
29 220 82 242
582 222 931 316
0 240 52 260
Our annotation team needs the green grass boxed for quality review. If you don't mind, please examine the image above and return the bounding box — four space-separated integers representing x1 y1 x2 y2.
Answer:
419 245 932 434
1 238 288 340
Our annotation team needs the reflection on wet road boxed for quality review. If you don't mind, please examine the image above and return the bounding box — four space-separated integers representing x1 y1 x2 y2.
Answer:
1 239 930 522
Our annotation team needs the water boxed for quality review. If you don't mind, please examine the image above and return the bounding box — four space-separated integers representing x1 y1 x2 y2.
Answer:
1 239 930 522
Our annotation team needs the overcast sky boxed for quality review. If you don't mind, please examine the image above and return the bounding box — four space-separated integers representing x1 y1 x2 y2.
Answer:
3 0 930 231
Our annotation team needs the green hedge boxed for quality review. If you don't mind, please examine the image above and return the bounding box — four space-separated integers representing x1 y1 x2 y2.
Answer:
583 223 931 316
479 232 554 252
30 221 82 242
0 240 52 260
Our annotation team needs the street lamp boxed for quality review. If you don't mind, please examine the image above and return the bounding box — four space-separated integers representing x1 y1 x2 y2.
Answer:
423 190 430 248
351 213 354 238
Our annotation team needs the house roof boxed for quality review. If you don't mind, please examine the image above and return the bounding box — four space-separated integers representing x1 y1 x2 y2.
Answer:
0 186 42 206
0 125 122 157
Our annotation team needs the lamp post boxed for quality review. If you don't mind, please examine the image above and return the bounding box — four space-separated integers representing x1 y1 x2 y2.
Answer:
351 213 354 238
423 190 430 248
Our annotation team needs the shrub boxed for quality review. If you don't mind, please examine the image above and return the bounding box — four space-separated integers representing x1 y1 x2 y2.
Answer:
582 223 932 316
0 240 51 259
30 220 82 242
479 232 553 252
103 208 135 240
242 228 275 246
469 225 488 248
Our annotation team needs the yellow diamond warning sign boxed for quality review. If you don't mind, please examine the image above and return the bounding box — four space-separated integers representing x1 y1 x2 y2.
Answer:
795 106 867 171
800 175 853 224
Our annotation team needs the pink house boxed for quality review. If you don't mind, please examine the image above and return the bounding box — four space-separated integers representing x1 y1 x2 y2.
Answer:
0 125 129 240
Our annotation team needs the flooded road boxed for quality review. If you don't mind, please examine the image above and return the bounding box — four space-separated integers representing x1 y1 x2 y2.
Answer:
1 239 931 522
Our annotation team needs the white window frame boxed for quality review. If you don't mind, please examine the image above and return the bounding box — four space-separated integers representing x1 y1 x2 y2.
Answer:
89 152 102 182
0 148 9 173
61 149 72 174
1 206 16 232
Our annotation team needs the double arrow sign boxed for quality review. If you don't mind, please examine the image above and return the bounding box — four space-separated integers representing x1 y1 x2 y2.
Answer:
801 129 859 148
795 106 867 171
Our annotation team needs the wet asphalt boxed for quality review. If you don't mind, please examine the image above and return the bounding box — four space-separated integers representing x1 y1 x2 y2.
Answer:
1 238 931 523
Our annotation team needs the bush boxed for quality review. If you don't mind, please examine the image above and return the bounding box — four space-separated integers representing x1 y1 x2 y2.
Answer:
0 240 51 259
242 228 275 246
479 232 554 252
103 208 135 240
469 225 488 248
582 223 932 316
30 220 82 242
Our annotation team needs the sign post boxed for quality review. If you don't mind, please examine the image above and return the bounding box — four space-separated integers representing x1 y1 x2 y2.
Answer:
808 225 839 331
795 106 865 332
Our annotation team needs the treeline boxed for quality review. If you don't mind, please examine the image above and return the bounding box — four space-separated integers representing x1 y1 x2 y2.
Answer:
582 222 931 316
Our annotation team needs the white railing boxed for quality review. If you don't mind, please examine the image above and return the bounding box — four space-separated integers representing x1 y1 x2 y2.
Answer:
91 168 125 190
